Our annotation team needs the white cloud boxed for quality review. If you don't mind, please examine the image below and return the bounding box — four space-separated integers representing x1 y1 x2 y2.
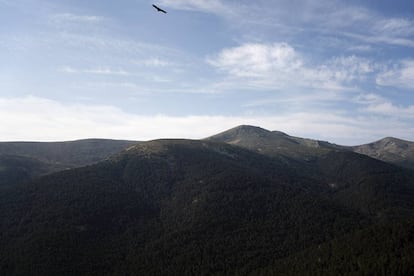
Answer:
364 102 414 117
140 58 171 67
317 4 414 48
353 93 385 105
377 59 414 89
374 18 414 36
343 31 414 48
206 0 414 49
50 13 104 23
208 43 302 77
208 42 376 92
354 92 414 118
303 2 414 48
159 0 230 15
0 96 413 145
347 45 373 52
59 66 132 76
305 56 376 86
51 33 173 58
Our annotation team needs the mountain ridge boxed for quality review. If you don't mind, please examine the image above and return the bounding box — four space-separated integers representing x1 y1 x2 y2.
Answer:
208 125 414 170
2 125 414 188
1 129 414 275
352 136 414 169
2 125 414 189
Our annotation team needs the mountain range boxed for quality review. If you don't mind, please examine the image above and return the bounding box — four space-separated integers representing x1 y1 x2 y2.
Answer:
0 139 137 188
352 136 414 170
1 125 413 275
208 125 414 170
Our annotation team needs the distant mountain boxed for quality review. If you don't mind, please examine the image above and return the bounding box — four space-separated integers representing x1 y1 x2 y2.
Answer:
208 125 414 172
207 125 343 160
0 139 138 187
0 139 138 167
0 155 66 189
352 137 414 170
1 137 413 275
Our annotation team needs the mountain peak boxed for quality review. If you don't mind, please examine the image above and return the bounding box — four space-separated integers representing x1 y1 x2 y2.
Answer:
225 125 272 134
206 125 286 142
352 136 414 169
206 125 337 159
378 136 406 144
360 136 412 150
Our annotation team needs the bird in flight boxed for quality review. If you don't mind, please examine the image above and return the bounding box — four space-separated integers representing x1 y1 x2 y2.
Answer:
152 4 167 14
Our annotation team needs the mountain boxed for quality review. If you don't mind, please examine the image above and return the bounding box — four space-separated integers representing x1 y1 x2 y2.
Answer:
209 126 414 217
0 139 138 187
0 139 138 167
1 137 413 275
352 137 414 170
0 155 66 189
208 125 414 172
207 125 344 160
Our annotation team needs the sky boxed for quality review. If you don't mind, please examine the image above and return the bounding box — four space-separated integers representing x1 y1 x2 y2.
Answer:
1 0 414 145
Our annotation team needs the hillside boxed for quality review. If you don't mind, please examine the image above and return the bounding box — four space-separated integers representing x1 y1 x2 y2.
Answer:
352 137 414 170
0 139 138 187
2 126 414 189
209 125 414 171
1 138 413 275
0 139 138 167
206 125 344 161
0 155 66 189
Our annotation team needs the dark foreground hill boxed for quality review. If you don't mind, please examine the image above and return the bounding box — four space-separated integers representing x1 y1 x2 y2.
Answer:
1 138 413 275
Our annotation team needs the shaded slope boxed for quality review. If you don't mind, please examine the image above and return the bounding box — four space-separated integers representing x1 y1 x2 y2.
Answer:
0 139 138 187
1 136 414 275
311 150 414 218
0 155 66 189
255 219 414 275
0 139 370 275
0 139 138 167
207 125 414 217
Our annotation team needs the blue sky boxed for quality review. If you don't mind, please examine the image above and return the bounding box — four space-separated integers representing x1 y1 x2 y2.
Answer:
1 0 414 145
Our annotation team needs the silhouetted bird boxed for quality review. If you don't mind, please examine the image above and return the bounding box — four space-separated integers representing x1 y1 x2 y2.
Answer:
153 4 167 14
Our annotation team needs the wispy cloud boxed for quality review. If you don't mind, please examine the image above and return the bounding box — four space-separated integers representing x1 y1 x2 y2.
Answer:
59 66 132 76
208 42 377 92
208 43 302 78
376 59 414 89
50 13 104 23
159 0 231 16
354 92 414 118
317 4 414 48
342 31 414 48
48 13 108 33
0 96 413 145
138 58 172 68
1 1 413 145
365 102 414 118
355 93 414 118
374 18 414 36
188 0 414 49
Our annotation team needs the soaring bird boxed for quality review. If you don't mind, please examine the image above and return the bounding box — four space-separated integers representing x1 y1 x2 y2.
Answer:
152 4 167 14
